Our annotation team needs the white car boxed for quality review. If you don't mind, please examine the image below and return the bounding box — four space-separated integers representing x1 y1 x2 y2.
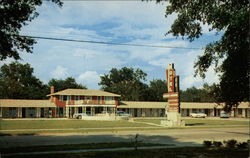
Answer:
73 113 90 119
116 111 131 117
190 112 207 118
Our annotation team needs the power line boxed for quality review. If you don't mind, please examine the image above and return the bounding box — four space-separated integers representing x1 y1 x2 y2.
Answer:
18 35 202 50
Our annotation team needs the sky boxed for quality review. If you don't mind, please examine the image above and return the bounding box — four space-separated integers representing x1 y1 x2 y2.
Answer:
4 1 222 90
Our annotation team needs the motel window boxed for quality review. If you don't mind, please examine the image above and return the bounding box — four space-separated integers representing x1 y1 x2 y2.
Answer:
67 96 71 101
59 95 67 101
105 96 114 100
9 107 17 117
85 96 92 101
75 96 80 100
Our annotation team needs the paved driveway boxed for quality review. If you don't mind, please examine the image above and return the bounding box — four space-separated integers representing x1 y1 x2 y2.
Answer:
0 127 248 147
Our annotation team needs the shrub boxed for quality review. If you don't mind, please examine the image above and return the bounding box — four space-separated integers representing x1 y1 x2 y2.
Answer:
213 141 223 147
224 139 237 148
203 140 212 147
236 142 248 149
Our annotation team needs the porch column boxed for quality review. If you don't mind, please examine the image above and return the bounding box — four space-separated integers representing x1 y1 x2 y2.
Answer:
36 108 41 118
234 108 238 117
103 107 107 113
74 107 78 114
82 106 86 113
18 107 22 118
91 107 95 115
210 109 214 116
242 109 246 117
0 107 2 117
66 107 69 118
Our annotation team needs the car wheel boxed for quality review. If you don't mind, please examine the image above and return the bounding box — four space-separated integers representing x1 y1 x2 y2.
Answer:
78 116 82 119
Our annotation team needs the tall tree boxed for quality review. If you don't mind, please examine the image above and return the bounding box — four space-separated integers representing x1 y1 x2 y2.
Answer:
148 79 167 101
180 83 217 102
99 67 148 101
0 62 48 99
48 77 87 92
0 0 62 60
158 0 249 109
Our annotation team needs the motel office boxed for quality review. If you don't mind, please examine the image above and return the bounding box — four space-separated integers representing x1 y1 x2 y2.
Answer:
0 88 249 118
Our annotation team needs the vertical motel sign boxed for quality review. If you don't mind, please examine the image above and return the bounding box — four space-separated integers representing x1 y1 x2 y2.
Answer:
163 64 180 113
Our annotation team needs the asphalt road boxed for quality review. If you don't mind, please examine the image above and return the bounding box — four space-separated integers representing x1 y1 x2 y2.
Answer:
1 127 249 147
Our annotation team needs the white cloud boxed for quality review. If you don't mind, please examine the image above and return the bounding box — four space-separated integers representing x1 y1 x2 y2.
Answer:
77 71 100 89
50 65 69 79
16 1 220 90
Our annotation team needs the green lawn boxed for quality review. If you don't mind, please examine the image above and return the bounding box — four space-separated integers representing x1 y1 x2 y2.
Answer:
0 118 248 135
134 118 249 126
0 120 152 130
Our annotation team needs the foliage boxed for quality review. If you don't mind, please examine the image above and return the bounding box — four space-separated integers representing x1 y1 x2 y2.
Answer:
223 139 237 148
48 77 87 92
213 141 223 147
99 67 216 101
180 83 215 102
99 67 149 101
148 79 167 101
0 0 62 60
158 0 249 109
236 142 248 149
203 140 212 148
0 62 48 99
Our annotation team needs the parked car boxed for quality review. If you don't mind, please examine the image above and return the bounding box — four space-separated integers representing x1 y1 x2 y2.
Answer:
116 111 131 117
190 112 207 118
73 113 90 119
220 111 230 118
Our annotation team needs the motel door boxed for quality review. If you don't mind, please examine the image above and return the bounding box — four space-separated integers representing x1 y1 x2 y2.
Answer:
134 109 138 117
205 109 209 116
22 108 26 118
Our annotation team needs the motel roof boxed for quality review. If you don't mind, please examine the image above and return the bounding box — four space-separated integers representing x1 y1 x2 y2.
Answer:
118 101 249 109
47 89 121 97
119 101 167 109
0 99 56 107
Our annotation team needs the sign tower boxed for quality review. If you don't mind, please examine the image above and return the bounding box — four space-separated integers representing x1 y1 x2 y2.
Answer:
162 63 185 126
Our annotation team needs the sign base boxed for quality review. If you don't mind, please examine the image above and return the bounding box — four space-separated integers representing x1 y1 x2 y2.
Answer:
161 112 185 127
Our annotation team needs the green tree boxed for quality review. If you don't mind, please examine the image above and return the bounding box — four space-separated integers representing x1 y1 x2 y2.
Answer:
0 62 48 99
48 77 87 92
99 67 149 101
180 83 216 102
0 0 62 60
158 0 249 108
148 79 167 101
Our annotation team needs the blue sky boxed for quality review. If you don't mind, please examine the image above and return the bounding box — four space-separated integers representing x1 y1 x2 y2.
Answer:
3 1 222 90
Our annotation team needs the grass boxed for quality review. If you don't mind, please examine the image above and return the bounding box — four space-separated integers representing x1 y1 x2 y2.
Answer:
2 147 248 158
0 120 152 130
0 118 248 135
0 119 164 135
134 118 249 126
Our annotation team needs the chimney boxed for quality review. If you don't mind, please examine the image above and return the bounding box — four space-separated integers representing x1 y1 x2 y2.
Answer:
50 86 55 94
50 86 55 102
